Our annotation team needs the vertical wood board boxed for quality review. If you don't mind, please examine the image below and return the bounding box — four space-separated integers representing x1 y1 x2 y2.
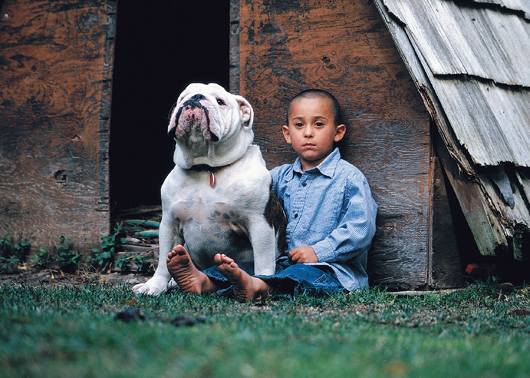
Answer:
0 0 116 250
431 156 464 288
235 0 432 288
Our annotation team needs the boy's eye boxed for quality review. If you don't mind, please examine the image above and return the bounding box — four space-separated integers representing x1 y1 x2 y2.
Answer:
315 122 324 127
294 122 303 127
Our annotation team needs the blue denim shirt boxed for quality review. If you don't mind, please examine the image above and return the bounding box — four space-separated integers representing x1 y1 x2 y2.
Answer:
270 148 378 291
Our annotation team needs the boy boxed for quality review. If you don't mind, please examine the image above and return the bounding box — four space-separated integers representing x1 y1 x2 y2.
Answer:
165 89 378 302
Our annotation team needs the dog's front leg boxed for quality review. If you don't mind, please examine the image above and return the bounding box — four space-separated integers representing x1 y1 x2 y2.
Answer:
133 217 182 295
248 216 278 276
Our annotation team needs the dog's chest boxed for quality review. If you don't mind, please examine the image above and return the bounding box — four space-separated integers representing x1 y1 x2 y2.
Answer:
163 159 269 241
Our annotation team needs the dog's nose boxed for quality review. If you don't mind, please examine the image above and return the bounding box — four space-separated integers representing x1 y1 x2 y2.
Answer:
190 94 205 102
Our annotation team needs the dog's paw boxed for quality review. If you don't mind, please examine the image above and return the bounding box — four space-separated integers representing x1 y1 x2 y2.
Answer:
132 278 168 296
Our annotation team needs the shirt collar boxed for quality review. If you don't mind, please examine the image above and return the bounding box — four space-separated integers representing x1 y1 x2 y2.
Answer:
292 147 341 178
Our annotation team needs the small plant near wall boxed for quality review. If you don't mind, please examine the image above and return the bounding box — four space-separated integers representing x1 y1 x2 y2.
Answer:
0 233 31 273
133 255 150 273
114 254 132 271
33 247 52 268
113 253 152 273
33 236 82 273
55 236 82 273
2 226 155 275
87 225 126 271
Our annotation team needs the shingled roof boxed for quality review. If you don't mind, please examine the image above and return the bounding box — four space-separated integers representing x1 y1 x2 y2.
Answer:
375 0 530 260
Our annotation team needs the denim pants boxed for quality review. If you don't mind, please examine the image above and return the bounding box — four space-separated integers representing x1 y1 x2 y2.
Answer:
202 258 345 297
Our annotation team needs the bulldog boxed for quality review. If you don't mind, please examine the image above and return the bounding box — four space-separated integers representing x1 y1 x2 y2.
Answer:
133 83 286 295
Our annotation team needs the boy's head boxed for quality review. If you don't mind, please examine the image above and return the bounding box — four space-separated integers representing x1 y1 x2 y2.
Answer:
287 89 342 126
283 89 346 171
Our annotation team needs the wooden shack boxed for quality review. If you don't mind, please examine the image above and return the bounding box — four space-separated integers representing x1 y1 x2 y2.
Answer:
3 0 527 289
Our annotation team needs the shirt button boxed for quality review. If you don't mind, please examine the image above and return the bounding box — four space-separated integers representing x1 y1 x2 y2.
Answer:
294 213 298 219
302 182 307 187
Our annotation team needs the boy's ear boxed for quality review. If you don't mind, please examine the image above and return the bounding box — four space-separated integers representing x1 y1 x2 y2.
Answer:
334 124 346 142
282 125 292 144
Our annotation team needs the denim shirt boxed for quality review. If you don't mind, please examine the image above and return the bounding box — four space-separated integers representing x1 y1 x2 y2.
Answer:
270 148 378 291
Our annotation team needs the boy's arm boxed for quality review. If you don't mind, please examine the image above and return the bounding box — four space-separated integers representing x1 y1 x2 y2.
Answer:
311 178 377 263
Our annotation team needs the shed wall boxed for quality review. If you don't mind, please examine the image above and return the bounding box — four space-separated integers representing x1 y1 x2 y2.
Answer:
0 0 116 249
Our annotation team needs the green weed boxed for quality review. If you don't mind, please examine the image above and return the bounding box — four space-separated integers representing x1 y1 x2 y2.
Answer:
33 247 52 268
86 225 126 270
27 226 149 273
113 254 150 273
0 233 30 273
55 236 82 272
133 254 150 272
32 236 82 273
114 254 132 271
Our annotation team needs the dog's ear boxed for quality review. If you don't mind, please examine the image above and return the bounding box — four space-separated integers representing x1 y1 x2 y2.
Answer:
234 95 254 130
167 102 179 138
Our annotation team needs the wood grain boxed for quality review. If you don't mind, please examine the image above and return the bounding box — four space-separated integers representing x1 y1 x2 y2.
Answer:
0 0 116 250
234 0 433 288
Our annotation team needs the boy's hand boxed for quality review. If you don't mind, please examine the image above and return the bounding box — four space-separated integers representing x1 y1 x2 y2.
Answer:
289 246 318 264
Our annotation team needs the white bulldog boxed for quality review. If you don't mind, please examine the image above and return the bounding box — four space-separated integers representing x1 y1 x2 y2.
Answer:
133 83 286 295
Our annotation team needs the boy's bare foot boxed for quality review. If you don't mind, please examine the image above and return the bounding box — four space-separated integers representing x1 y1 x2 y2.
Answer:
215 253 272 302
166 245 217 294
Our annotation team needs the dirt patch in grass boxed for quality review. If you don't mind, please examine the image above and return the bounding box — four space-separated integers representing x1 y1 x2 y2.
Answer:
0 266 150 287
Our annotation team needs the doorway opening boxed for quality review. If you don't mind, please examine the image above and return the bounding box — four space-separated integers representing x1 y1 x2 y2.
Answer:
109 1 230 214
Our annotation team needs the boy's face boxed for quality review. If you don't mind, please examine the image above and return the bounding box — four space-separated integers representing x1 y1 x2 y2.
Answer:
283 96 346 171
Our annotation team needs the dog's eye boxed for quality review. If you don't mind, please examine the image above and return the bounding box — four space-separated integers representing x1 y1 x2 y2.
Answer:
216 99 226 106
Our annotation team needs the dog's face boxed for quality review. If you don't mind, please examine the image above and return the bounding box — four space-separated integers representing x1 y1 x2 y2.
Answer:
168 83 255 169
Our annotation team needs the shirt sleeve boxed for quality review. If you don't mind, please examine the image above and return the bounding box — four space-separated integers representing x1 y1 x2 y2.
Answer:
311 176 377 263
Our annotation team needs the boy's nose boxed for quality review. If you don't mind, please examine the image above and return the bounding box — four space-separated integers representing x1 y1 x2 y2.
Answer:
303 126 313 137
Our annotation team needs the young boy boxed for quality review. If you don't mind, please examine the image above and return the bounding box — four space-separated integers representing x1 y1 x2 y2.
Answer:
166 89 378 302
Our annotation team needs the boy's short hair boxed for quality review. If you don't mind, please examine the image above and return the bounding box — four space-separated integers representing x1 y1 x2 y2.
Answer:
287 89 342 125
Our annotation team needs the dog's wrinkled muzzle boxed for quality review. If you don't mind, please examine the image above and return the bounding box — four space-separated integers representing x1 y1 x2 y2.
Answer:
169 94 219 142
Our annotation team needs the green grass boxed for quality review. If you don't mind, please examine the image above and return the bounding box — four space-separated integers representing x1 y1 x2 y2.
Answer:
1 281 530 377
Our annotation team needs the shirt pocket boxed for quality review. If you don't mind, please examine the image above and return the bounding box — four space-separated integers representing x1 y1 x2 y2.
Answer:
306 195 343 235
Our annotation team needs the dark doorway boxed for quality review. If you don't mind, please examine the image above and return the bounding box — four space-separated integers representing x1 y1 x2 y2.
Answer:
109 0 230 213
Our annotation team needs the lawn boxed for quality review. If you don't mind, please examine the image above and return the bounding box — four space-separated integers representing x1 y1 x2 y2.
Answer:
1 281 530 377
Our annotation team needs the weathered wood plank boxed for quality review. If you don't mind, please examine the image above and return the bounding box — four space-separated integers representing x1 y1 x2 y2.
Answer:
234 0 433 288
431 156 464 288
434 135 507 256
229 0 241 95
0 0 116 250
